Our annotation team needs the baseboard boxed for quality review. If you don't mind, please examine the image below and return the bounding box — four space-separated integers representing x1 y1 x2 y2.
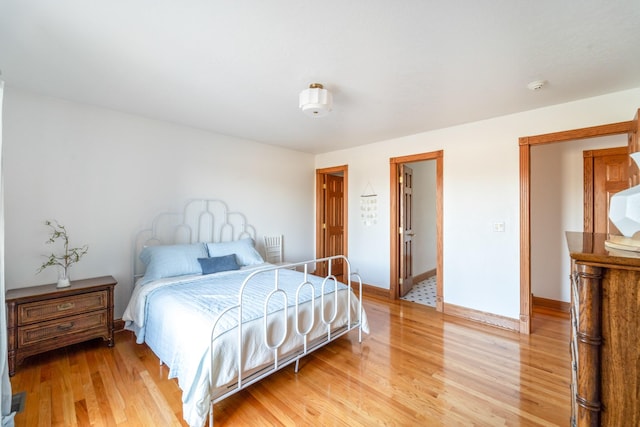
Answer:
444 303 519 332
413 268 436 283
114 318 125 332
532 295 570 313
361 283 391 299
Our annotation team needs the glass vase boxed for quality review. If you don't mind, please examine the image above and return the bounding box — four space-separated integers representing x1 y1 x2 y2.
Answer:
57 267 71 288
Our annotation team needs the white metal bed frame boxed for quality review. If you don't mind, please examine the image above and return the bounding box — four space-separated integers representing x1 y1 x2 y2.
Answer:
133 199 365 426
208 255 363 425
134 199 257 282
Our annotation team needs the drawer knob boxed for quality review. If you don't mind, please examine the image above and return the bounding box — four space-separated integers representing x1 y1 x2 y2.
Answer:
57 302 75 311
57 322 74 331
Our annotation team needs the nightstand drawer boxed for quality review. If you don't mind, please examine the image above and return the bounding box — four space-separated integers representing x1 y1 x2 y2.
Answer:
17 290 108 325
18 310 107 347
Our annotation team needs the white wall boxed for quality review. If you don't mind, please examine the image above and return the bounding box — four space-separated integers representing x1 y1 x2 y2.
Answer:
3 88 316 317
531 135 625 302
317 88 640 320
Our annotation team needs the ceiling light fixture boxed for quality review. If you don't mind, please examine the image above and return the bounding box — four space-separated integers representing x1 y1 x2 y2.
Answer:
527 80 546 91
299 83 333 117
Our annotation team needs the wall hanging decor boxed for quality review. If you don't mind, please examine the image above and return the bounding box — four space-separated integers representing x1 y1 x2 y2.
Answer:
360 182 377 227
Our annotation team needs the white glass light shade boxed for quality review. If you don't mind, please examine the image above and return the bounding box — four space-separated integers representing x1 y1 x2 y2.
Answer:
299 84 332 117
609 152 640 237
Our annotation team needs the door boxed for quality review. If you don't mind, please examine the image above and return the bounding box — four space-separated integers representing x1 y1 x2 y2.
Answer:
315 166 348 281
584 147 629 234
399 164 414 297
324 174 345 281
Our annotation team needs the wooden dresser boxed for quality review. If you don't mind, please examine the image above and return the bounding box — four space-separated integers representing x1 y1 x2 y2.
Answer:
6 275 117 376
566 232 639 426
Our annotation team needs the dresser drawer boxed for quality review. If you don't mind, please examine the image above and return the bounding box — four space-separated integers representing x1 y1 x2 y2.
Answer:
17 290 108 325
18 310 107 347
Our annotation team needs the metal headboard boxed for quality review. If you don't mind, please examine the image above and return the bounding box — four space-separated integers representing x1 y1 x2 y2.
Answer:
133 199 257 281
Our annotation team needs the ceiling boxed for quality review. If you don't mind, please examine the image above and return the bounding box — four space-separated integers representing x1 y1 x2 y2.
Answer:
1 1 639 154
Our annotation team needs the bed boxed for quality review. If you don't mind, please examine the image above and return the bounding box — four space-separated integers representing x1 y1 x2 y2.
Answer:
122 199 369 426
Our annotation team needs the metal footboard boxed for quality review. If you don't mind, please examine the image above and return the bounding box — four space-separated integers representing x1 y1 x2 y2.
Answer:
208 255 364 426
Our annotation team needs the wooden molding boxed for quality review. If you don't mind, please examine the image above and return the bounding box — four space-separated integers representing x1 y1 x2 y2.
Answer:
435 158 443 312
362 283 392 299
114 318 125 332
519 142 531 334
413 269 436 283
583 151 595 233
389 162 399 299
583 146 630 158
444 303 520 332
520 121 633 146
532 295 570 314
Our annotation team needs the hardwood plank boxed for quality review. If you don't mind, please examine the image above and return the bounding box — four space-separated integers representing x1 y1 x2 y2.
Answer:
37 380 51 427
10 296 571 426
78 354 104 427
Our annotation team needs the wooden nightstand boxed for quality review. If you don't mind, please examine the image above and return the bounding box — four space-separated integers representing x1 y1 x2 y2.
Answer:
6 275 117 376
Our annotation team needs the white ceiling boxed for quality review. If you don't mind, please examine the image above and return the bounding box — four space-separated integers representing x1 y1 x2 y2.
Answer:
1 1 639 154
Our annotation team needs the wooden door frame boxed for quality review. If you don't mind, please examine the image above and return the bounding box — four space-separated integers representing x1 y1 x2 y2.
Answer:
316 165 348 260
390 151 443 312
519 119 635 334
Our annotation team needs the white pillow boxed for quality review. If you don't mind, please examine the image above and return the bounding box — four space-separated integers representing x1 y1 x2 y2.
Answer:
139 243 208 285
206 238 264 266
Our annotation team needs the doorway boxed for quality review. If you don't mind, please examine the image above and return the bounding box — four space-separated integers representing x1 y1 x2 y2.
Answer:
390 151 443 312
530 137 627 312
519 108 639 334
316 165 348 281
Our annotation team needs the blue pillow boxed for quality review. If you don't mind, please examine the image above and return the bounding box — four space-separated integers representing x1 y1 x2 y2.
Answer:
206 238 264 266
198 254 240 274
139 243 208 284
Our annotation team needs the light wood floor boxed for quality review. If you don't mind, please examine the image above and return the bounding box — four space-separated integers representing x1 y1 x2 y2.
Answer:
10 296 571 426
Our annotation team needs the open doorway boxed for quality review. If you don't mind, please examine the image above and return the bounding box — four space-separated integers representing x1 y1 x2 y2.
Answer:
519 108 639 334
390 151 443 312
530 136 627 314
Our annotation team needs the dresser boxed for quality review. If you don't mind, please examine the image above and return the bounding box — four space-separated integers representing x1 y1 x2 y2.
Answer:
6 275 117 376
566 232 640 426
